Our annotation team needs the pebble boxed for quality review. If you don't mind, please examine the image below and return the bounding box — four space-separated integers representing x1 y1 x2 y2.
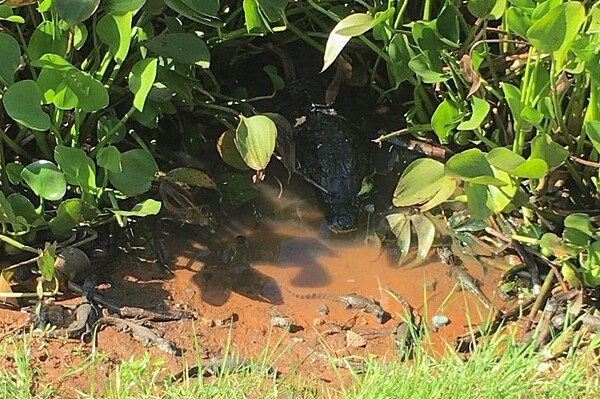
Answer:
431 315 450 327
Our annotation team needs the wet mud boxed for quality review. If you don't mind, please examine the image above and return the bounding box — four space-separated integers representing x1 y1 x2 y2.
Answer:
0 180 505 396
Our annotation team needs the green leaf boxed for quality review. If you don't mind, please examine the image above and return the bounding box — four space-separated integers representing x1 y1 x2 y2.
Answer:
27 20 68 61
446 148 499 182
49 199 100 238
436 4 460 45
105 0 147 14
464 182 492 219
6 163 24 185
467 0 496 18
3 80 51 131
97 12 133 63
487 147 526 171
112 199 162 217
527 2 585 55
581 241 600 287
97 145 122 173
408 53 448 83
38 244 56 281
393 158 454 207
178 0 220 16
0 32 21 87
563 213 593 246
510 158 547 179
129 58 158 112
322 13 374 72
0 5 25 23
163 0 223 26
486 167 516 213
243 0 265 33
431 99 460 143
234 115 277 171
506 6 532 38
531 134 568 168
457 97 490 131
143 33 210 68
53 0 100 26
21 160 67 201
585 121 600 154
7 193 45 227
217 129 250 170
54 145 97 191
108 149 158 196
387 34 414 86
256 0 287 22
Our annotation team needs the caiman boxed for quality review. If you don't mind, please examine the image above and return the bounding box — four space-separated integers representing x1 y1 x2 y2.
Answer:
293 104 370 234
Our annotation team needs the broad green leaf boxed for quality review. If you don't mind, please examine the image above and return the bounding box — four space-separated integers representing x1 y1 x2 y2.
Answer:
431 99 460 143
143 33 210 67
412 22 444 71
38 243 56 281
487 167 516 213
163 0 224 26
322 13 374 72
97 12 133 63
527 2 585 56
27 20 68 61
510 158 547 179
563 213 593 246
178 0 220 16
501 83 522 122
586 121 600 154
464 182 492 219
0 32 21 87
6 163 24 185
393 158 448 206
581 241 600 287
7 193 45 227
436 4 460 45
0 5 25 23
419 177 456 212
217 129 250 170
105 0 146 14
234 115 277 171
165 167 216 189
73 23 88 50
446 148 495 180
66 69 109 112
112 199 162 217
467 0 496 18
49 199 100 238
0 191 16 224
530 134 568 168
487 147 526 171
506 6 532 38
97 145 122 173
97 113 127 144
21 160 67 201
129 58 158 112
256 0 287 22
108 149 158 196
457 96 490 130
37 68 78 109
410 214 435 265
53 0 100 26
408 53 448 83
3 80 51 131
54 145 97 191
387 34 414 86
243 0 265 33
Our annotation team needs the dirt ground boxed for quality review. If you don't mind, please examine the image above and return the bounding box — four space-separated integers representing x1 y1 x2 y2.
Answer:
0 184 506 397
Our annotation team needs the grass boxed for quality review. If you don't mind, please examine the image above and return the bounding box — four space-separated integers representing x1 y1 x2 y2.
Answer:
0 324 599 399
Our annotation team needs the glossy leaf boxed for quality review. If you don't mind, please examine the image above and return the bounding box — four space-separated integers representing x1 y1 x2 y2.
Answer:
563 213 593 246
431 99 460 143
112 199 162 217
408 53 448 83
97 12 133 63
243 0 264 33
531 135 568 168
217 129 250 170
53 0 100 26
49 199 100 238
54 145 97 191
393 158 454 207
143 33 210 68
0 32 21 87
527 2 585 56
446 148 500 184
234 115 277 171
21 160 67 201
486 167 516 213
108 149 158 196
97 146 122 173
129 58 158 112
7 193 45 227
27 20 68 61
506 6 532 37
105 0 146 14
322 13 374 72
457 97 490 131
3 80 51 131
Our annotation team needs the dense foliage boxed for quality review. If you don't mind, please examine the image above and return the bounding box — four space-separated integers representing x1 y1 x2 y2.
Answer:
0 1 598 291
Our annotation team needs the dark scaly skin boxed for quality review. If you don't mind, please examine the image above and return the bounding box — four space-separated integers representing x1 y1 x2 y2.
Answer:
284 287 387 323
99 316 177 355
437 246 495 310
294 105 369 233
169 356 276 381
44 301 97 339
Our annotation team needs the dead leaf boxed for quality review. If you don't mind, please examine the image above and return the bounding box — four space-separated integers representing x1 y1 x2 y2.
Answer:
459 55 481 98
345 330 367 348
0 274 18 308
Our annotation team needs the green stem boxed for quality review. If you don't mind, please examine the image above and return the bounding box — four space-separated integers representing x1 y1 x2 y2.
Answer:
89 105 137 158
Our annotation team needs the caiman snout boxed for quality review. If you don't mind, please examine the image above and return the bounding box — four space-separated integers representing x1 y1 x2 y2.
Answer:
327 213 358 234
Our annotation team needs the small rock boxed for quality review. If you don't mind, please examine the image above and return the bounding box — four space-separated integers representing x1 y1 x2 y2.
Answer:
271 316 294 331
313 318 325 327
317 304 330 315
199 317 215 327
345 330 367 348
431 315 450 327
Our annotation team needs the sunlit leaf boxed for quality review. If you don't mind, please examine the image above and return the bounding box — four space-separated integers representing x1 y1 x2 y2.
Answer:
165 167 216 189
217 129 250 170
129 58 158 112
53 0 100 26
3 80 50 131
431 99 460 143
393 158 449 207
97 145 122 173
581 241 600 287
108 149 158 196
410 214 435 266
386 213 411 266
0 32 21 87
112 199 162 217
234 115 277 172
97 12 133 63
457 97 490 131
38 243 56 281
21 160 66 201
563 213 593 246
143 33 210 68
54 145 97 191
49 198 100 238
322 13 374 72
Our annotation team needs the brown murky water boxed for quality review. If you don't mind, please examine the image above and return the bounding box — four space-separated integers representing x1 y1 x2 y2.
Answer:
0 179 505 396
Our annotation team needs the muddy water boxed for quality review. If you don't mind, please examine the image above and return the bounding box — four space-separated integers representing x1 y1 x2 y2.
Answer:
165 179 505 357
